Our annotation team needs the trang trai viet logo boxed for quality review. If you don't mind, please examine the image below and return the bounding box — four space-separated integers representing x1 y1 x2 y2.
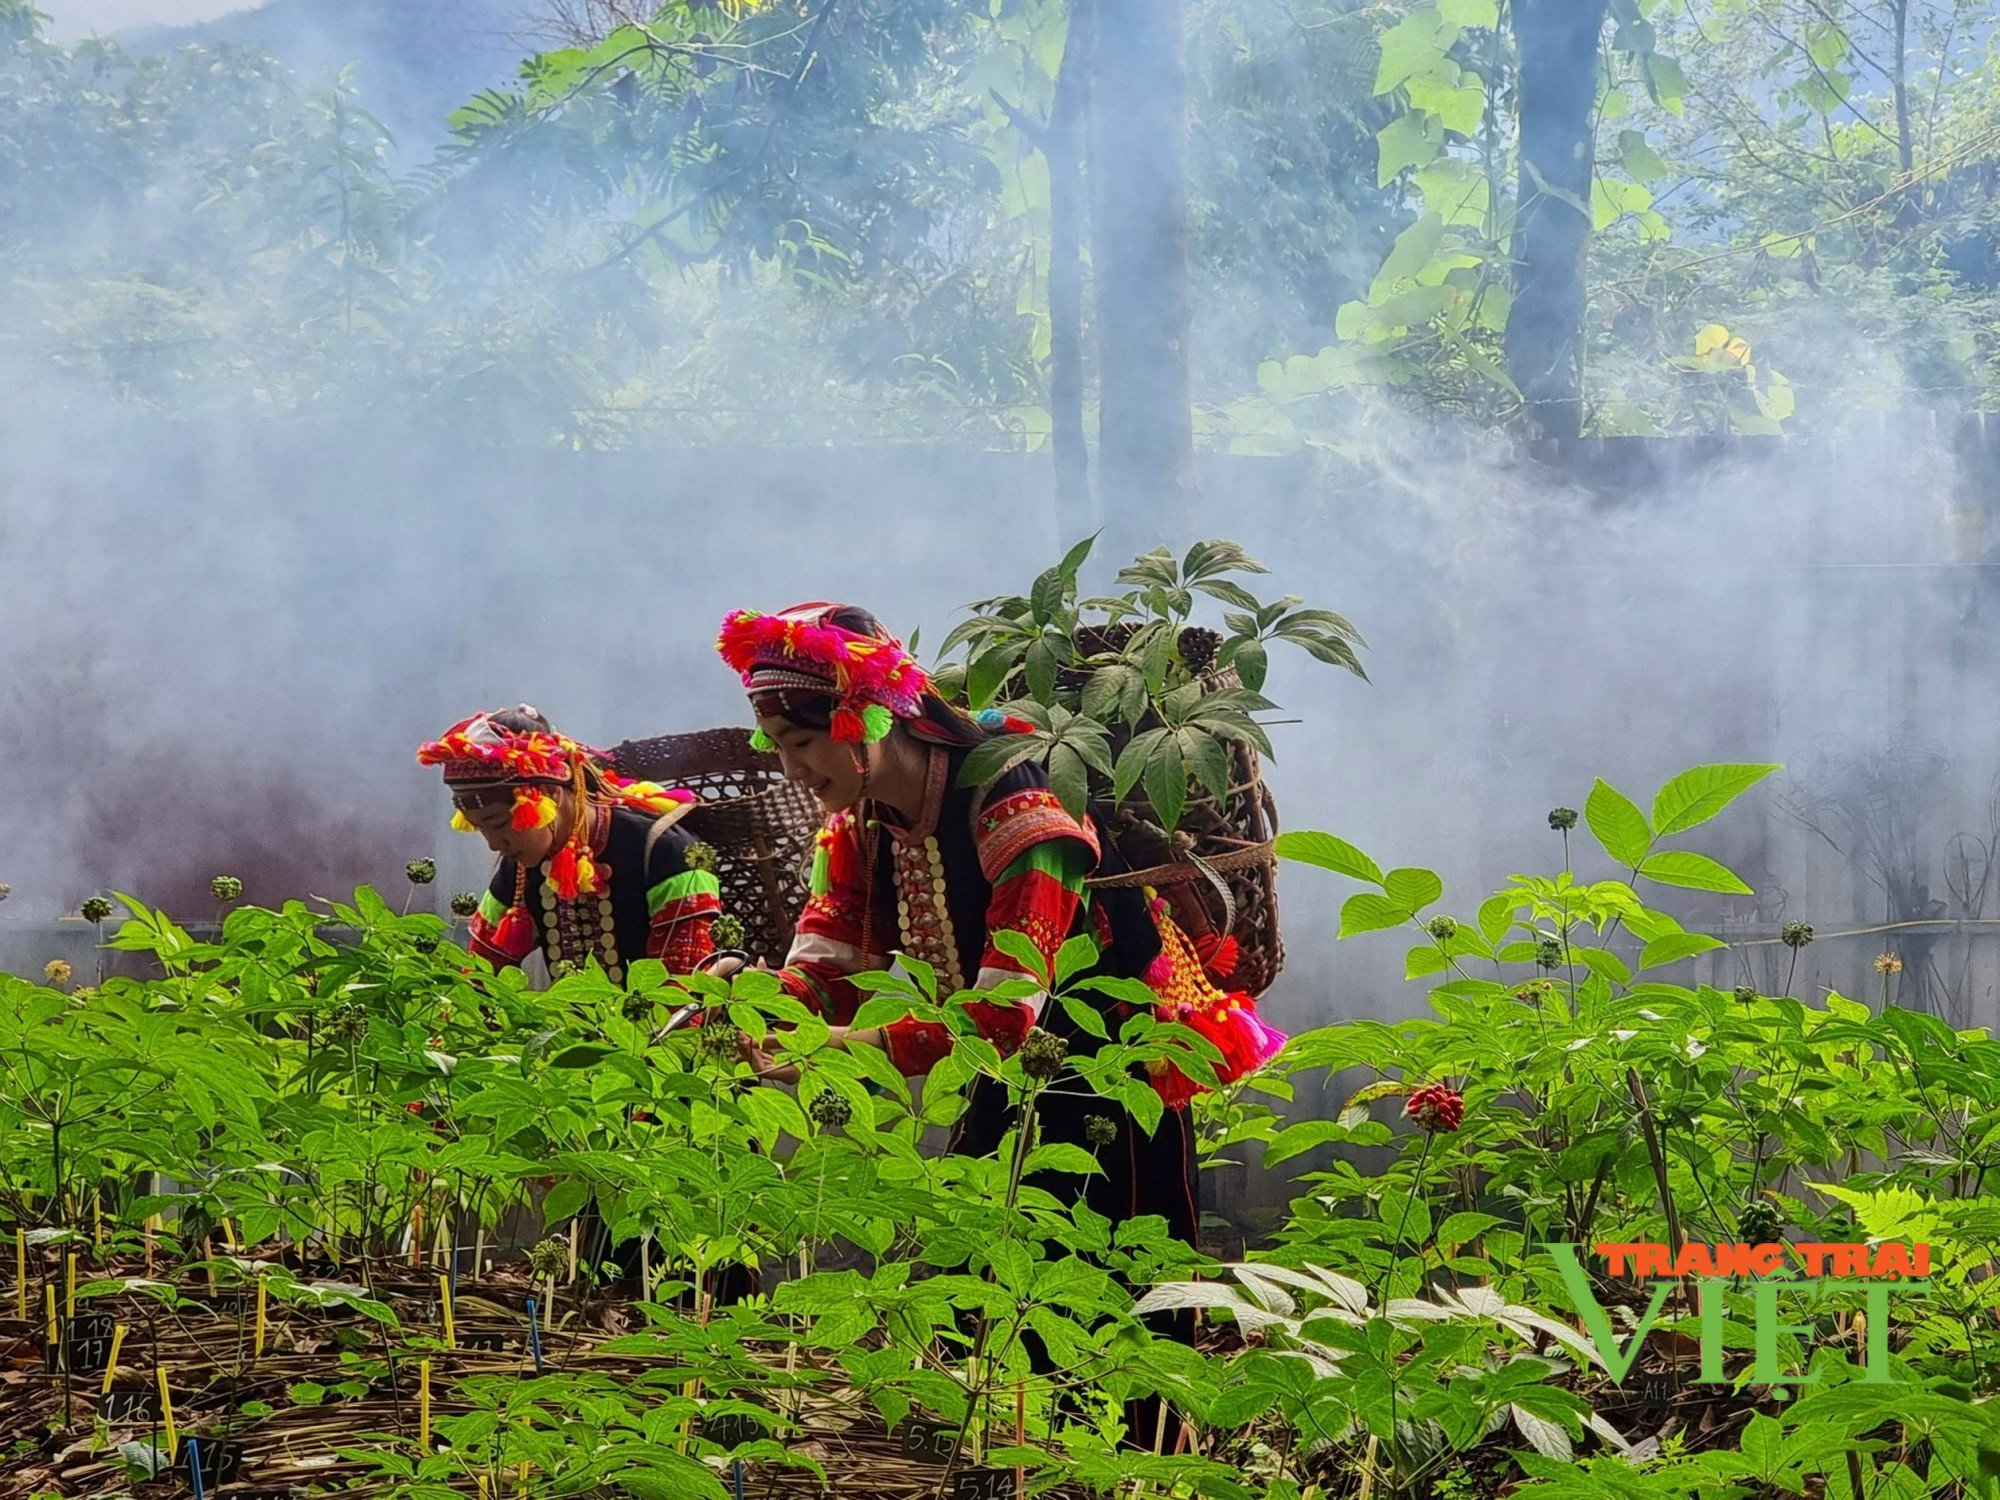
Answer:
1545 1240 1930 1385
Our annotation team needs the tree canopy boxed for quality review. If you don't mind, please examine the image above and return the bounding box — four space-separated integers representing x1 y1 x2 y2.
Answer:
5 0 1997 456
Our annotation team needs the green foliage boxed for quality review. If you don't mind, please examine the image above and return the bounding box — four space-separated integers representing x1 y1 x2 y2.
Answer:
8 756 1991 1494
934 537 1364 828
1263 758 2000 1495
10 0 1999 449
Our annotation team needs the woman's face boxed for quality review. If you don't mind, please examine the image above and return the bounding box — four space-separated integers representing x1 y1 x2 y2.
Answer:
459 787 569 866
758 714 868 815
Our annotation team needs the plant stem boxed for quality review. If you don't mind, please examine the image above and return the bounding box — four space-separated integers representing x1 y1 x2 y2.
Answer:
1626 1068 1691 1319
937 1091 1041 1500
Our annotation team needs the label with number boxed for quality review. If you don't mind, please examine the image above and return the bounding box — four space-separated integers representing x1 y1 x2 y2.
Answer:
190 1439 242 1484
66 1314 115 1374
701 1411 765 1449
950 1467 1015 1500
899 1416 959 1464
101 1389 162 1424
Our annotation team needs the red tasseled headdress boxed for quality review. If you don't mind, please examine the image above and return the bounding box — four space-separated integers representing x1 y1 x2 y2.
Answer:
419 709 697 902
717 604 930 743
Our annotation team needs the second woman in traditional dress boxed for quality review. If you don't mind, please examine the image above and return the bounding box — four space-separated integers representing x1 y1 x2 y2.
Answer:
418 706 724 982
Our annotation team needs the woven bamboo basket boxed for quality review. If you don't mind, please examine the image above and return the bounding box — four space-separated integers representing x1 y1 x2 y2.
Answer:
1039 625 1286 998
608 728 820 967
1089 738 1285 999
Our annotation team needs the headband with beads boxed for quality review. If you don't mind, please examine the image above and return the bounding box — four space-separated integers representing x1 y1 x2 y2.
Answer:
717 604 930 748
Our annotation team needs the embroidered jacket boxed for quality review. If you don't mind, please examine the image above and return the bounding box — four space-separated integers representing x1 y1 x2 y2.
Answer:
468 805 722 980
775 744 1137 1073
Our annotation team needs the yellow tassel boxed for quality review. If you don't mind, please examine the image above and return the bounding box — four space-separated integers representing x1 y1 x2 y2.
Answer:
451 810 475 833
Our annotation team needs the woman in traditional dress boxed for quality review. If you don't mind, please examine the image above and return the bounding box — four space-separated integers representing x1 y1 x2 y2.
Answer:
419 706 734 1292
418 706 723 982
712 604 1287 1253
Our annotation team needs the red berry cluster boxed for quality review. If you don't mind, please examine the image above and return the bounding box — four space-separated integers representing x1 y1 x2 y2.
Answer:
1405 1083 1465 1134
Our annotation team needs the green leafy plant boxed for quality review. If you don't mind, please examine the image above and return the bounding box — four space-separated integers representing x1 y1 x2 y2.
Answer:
935 537 1365 828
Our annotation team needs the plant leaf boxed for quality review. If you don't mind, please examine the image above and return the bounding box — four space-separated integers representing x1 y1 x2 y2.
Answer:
1650 763 1780 837
1585 779 1652 867
1637 851 1752 895
1276 831 1384 885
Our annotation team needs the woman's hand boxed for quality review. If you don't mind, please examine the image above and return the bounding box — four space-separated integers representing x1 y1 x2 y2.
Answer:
701 954 772 981
738 1031 799 1085
737 1024 887 1085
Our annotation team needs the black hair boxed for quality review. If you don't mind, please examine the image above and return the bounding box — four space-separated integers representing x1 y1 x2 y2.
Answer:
489 705 555 736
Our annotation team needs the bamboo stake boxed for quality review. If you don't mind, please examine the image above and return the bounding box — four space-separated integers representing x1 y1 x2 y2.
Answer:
438 1273 455 1350
254 1280 268 1361
13 1229 25 1320
102 1325 127 1395
418 1358 431 1449
64 1252 76 1322
1015 1383 1026 1499
44 1284 58 1357
158 1365 178 1463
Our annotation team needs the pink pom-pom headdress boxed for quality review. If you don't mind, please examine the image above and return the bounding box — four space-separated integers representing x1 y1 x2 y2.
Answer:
717 603 931 744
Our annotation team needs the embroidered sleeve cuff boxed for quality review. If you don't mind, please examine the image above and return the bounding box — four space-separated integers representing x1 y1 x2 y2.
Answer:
884 1017 955 1074
973 964 1043 1022
648 868 722 915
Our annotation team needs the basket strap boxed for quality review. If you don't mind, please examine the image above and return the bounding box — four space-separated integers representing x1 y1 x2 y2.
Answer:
1085 839 1275 889
642 800 701 866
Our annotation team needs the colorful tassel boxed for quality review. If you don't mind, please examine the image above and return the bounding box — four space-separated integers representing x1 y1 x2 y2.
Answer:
1194 932 1240 982
609 778 693 818
749 728 776 753
1141 904 1287 1109
493 906 534 954
550 845 581 902
450 809 476 834
858 704 894 743
716 605 931 732
512 789 558 831
808 822 840 898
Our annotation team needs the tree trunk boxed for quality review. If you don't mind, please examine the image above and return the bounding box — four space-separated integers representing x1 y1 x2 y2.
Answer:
1892 0 1914 176
1504 0 1609 443
1048 0 1095 543
1089 0 1198 560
